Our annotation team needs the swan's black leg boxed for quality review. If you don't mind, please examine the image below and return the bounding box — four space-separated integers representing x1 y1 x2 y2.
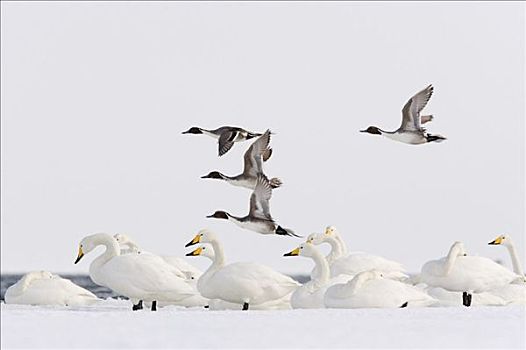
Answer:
462 292 472 307
132 300 143 311
151 300 157 311
400 302 408 308
242 302 249 311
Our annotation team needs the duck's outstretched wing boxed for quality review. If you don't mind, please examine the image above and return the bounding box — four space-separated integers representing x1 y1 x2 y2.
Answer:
400 85 434 131
249 173 273 221
218 130 237 156
243 129 271 177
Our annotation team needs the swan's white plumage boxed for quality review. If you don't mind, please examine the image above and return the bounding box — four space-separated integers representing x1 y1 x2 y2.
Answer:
113 233 202 281
5 271 99 306
420 241 517 293
285 242 352 309
307 227 407 280
324 270 436 308
186 230 299 307
76 233 195 304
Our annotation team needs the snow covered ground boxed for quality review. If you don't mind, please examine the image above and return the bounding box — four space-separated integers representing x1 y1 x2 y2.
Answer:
1 300 524 349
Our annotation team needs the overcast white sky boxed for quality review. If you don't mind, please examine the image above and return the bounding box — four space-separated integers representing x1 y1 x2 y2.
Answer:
1 2 524 276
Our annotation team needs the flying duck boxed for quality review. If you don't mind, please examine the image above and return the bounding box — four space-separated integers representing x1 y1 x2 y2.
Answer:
206 173 298 237
182 126 263 156
361 85 446 144
201 129 283 190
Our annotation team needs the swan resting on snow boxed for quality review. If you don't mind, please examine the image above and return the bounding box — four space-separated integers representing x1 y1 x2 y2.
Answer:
486 234 526 304
75 233 196 311
185 229 299 310
283 242 351 309
307 226 408 281
324 270 436 308
186 244 292 310
4 271 99 307
420 241 518 307
113 233 202 282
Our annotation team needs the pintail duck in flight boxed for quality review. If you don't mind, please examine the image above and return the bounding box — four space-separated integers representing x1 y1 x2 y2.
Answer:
201 130 283 190
182 126 263 156
206 173 299 237
361 85 446 144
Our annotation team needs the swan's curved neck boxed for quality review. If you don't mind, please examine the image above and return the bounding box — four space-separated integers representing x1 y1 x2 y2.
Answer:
334 234 348 255
442 245 460 276
89 235 120 278
198 239 226 292
505 241 524 277
324 236 343 263
309 249 330 286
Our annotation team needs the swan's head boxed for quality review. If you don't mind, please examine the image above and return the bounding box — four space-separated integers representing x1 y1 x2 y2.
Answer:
324 226 340 237
74 233 116 264
113 233 140 252
283 242 319 258
185 229 217 247
305 233 324 245
74 235 99 264
185 245 214 260
113 233 128 243
206 211 229 220
450 241 467 257
182 127 203 134
488 234 512 247
201 171 225 180
26 271 53 280
365 270 384 279
360 126 382 135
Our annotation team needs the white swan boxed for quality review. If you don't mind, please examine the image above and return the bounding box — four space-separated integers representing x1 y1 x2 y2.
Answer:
113 233 202 282
75 233 196 311
324 270 436 308
487 234 525 304
4 271 99 307
307 226 407 280
488 234 525 282
184 229 299 310
283 242 351 309
420 241 518 306
186 244 292 310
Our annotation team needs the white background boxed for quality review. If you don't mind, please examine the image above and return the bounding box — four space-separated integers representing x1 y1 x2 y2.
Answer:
1 2 524 275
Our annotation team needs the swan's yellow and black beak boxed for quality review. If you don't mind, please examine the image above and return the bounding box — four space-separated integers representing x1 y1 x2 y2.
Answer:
185 234 201 247
488 236 503 245
74 246 84 264
283 247 300 257
186 247 203 257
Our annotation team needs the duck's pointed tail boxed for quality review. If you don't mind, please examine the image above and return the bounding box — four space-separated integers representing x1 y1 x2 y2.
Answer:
276 225 302 238
426 133 447 143
269 177 283 189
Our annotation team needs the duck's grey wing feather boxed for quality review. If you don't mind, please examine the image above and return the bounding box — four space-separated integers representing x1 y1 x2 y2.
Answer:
420 115 433 124
249 173 273 220
401 85 434 131
218 131 237 156
262 148 272 162
243 130 271 177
